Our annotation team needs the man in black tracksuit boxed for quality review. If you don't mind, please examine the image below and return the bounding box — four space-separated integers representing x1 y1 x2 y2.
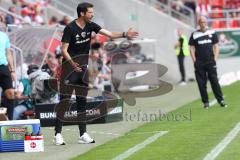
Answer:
54 2 138 145
189 16 227 109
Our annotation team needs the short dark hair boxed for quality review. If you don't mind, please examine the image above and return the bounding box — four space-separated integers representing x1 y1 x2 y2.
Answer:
91 42 101 50
77 2 93 18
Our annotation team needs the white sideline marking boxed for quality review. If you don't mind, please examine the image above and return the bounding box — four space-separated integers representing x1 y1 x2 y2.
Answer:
46 128 169 137
203 122 240 160
112 131 168 160
126 131 166 135
209 99 217 107
209 95 226 107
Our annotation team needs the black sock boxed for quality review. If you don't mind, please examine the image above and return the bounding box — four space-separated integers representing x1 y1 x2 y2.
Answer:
79 124 86 137
55 117 63 135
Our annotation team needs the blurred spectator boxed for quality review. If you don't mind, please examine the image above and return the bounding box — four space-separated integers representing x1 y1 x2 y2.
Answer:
12 75 32 120
33 5 44 25
97 56 111 91
196 0 211 18
88 49 101 88
9 0 49 25
48 16 58 26
91 42 104 70
59 15 70 26
225 0 239 9
15 59 28 80
28 64 56 103
174 28 189 85
183 0 196 15
42 53 58 77
171 0 184 15
229 12 239 28
155 0 168 11
158 0 168 5
11 74 24 120
5 6 16 25
12 0 18 5
125 51 139 63
21 9 31 23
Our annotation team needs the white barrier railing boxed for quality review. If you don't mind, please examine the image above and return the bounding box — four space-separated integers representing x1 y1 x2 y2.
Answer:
207 9 240 28
140 0 195 27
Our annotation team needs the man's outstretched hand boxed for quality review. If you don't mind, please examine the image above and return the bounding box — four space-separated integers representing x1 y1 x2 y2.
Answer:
126 28 139 39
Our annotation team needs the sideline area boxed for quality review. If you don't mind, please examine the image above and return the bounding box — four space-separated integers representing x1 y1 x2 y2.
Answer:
74 82 240 160
0 82 200 160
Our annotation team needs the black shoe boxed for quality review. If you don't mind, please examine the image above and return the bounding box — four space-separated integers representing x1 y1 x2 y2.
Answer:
203 103 209 109
219 100 227 108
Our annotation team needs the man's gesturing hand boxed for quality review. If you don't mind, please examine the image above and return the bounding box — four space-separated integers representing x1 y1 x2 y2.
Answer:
126 28 139 39
70 60 82 72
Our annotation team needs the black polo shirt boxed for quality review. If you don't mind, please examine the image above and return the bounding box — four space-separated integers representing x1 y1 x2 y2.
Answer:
189 29 219 62
61 20 102 57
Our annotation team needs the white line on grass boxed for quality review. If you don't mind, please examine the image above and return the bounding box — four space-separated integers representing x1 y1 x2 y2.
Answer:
46 128 168 137
126 131 167 135
203 122 240 160
112 131 168 160
209 96 226 107
209 99 217 107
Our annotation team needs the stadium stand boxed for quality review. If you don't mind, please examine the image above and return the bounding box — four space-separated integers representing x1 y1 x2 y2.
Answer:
140 0 196 27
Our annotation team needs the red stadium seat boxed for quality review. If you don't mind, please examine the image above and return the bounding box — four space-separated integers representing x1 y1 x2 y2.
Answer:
211 0 224 7
211 20 226 28
229 19 239 28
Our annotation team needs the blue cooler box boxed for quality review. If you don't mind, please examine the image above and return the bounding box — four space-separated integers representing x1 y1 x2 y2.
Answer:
0 119 41 152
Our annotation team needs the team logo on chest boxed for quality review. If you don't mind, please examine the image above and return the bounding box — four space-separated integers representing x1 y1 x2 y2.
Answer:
76 34 80 40
81 32 86 38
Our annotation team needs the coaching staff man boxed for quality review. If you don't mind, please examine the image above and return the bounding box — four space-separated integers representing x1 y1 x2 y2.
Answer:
0 31 15 120
189 16 227 109
54 2 138 145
